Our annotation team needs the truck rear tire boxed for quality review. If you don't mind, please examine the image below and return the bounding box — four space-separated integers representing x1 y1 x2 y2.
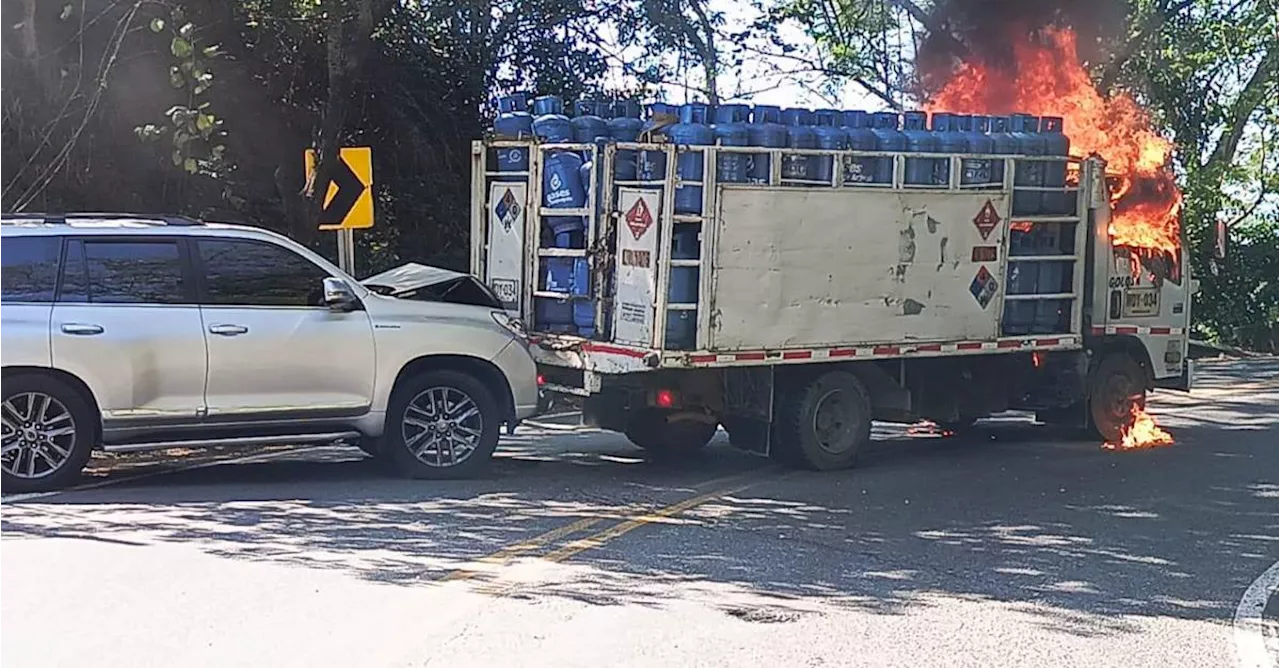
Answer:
625 411 717 455
776 371 871 471
1088 353 1147 443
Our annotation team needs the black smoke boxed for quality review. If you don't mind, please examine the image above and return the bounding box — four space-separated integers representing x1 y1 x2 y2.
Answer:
915 0 1130 96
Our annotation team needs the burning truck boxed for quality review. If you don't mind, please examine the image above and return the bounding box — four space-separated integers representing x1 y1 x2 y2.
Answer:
470 23 1192 465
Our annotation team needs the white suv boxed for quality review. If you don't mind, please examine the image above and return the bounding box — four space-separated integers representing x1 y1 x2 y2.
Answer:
0 213 541 492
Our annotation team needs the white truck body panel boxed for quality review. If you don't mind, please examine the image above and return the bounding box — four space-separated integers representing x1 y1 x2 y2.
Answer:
470 140 1192 386
710 187 1012 350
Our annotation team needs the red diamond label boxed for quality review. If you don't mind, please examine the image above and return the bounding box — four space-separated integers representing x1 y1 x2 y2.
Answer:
625 198 654 240
973 200 1002 240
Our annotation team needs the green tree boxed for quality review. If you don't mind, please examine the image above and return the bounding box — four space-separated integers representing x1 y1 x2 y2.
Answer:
1106 0 1277 348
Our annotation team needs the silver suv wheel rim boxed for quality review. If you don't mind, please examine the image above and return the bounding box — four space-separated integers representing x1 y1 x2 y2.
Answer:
402 387 484 467
2 392 77 479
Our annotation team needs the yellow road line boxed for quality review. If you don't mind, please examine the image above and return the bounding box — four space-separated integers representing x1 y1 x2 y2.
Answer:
440 467 776 581
539 478 764 563
440 516 604 581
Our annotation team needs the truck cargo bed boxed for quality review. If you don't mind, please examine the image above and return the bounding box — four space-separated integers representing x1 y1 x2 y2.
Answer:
472 140 1099 375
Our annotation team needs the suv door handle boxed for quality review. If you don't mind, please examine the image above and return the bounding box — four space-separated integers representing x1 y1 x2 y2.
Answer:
208 324 249 336
60 323 104 336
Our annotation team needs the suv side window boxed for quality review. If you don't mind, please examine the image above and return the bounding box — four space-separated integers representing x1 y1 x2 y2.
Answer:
58 239 190 304
197 238 331 307
1 236 61 303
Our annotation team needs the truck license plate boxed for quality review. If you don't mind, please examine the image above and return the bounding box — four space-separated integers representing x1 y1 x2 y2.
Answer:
1123 287 1160 317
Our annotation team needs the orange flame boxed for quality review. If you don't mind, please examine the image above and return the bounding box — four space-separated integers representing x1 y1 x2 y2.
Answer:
926 25 1178 449
925 26 1182 256
1102 405 1174 450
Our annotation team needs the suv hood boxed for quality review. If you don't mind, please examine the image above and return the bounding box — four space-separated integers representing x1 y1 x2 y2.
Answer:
361 262 503 309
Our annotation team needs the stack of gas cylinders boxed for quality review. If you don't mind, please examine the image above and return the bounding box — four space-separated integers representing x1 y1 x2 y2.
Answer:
490 94 1075 346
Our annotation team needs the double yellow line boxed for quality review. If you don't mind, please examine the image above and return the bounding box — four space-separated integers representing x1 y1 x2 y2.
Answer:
440 467 777 583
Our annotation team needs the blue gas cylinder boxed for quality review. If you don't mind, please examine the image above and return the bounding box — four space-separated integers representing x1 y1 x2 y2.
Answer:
714 104 751 184
781 108 816 181
988 115 1017 188
669 224 700 306
531 95 562 117
812 109 846 185
541 150 586 239
571 258 594 336
958 114 995 187
933 112 968 186
573 101 609 218
539 258 574 331
494 94 533 181
901 111 936 185
532 95 573 142
666 310 696 350
609 100 644 182
671 103 715 214
572 100 610 204
871 112 905 184
533 96 586 239
748 105 786 183
572 99 610 144
1011 113 1047 215
1039 116 1071 214
841 110 877 184
639 102 677 181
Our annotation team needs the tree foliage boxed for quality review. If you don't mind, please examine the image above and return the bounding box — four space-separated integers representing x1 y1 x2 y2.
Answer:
2 0 1274 347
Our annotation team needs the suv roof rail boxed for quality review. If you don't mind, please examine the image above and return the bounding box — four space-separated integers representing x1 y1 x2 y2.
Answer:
197 208 251 225
0 212 204 226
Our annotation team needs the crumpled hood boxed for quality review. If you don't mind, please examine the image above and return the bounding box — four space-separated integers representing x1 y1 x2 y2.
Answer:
360 262 503 309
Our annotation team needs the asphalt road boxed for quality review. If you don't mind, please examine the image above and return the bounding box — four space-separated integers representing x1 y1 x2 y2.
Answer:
2 358 1276 668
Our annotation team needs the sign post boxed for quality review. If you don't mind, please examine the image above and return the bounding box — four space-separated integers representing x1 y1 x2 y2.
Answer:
305 146 373 276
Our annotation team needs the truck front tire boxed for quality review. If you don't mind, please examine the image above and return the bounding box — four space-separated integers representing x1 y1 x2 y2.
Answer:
1088 353 1147 443
776 371 872 471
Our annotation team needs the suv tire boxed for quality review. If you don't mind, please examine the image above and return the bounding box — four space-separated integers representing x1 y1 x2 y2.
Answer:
383 370 501 479
2 374 96 493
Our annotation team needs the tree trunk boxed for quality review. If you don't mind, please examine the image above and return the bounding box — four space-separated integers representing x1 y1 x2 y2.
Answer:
301 0 392 244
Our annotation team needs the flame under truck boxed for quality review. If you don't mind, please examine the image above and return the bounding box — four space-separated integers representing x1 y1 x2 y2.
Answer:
471 138 1195 467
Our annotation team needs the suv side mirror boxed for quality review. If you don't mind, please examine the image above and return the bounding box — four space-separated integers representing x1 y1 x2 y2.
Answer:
322 277 359 312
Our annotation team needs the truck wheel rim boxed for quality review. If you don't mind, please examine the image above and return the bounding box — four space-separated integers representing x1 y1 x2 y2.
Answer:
812 389 856 454
402 387 484 468
1 392 77 480
1102 373 1139 422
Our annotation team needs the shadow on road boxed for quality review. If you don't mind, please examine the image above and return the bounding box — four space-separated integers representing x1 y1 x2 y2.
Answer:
2 359 1275 636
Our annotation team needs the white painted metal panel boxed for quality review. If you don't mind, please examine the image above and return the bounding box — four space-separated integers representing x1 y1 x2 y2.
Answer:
1103 244 1193 379
709 187 1010 350
485 181 527 315
612 188 662 346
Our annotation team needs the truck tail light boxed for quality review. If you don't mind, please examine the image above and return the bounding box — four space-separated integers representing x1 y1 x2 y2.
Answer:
655 389 675 409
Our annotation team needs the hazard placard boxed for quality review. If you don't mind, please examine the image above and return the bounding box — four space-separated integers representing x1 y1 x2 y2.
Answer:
624 197 654 240
969 265 998 309
486 182 526 314
973 199 1001 240
614 189 662 346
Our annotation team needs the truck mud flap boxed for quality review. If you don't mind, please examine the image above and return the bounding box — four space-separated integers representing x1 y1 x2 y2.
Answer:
721 367 774 455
